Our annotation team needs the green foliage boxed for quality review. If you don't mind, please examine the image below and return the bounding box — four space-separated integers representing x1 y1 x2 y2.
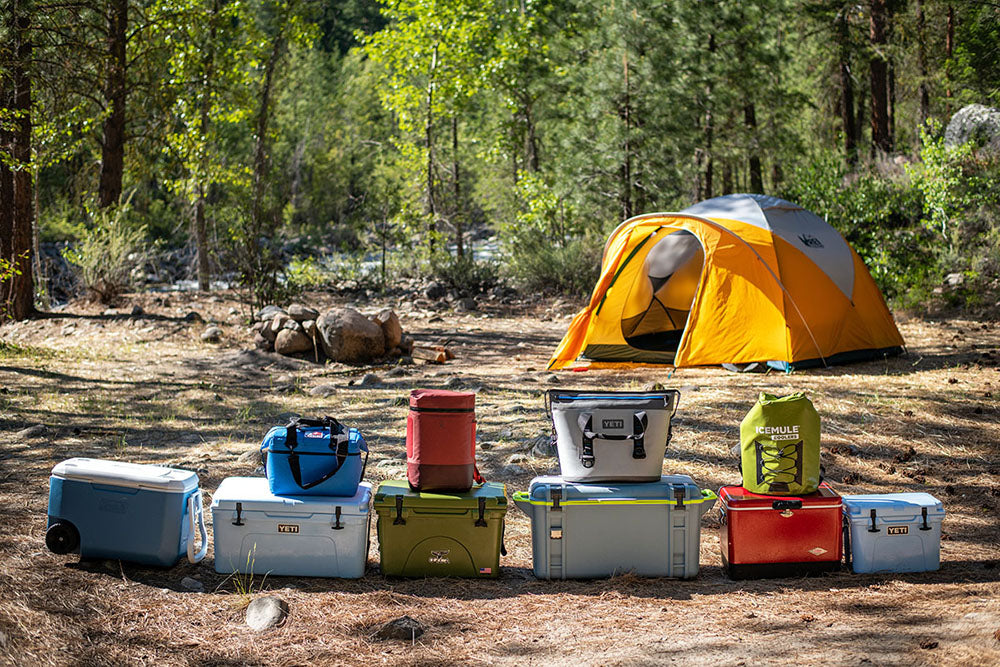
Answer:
62 200 152 304
284 256 329 291
502 231 603 297
428 253 500 294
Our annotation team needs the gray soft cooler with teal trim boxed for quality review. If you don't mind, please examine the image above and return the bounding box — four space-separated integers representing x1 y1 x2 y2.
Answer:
513 474 715 579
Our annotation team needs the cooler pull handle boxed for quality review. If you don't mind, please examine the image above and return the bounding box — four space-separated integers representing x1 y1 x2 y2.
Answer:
772 500 802 510
187 491 208 564
475 497 488 527
333 506 344 530
233 502 245 526
393 495 406 525
920 506 931 531
868 508 880 533
551 487 562 512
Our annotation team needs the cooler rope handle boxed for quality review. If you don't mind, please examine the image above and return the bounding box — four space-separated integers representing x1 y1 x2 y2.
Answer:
187 490 208 564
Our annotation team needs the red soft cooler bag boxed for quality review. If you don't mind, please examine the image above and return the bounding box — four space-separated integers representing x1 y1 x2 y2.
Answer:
406 389 483 492
719 483 843 580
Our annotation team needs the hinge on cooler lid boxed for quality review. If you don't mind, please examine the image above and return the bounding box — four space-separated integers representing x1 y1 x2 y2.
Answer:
333 506 343 530
550 487 562 511
232 502 245 526
393 495 406 525
475 496 488 527
868 508 880 533
920 506 931 531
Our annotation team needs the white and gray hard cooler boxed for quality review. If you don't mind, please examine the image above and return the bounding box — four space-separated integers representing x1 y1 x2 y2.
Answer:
211 477 371 578
513 475 716 579
842 493 945 574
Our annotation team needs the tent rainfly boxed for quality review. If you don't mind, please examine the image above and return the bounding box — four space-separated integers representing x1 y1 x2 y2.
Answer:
548 194 905 371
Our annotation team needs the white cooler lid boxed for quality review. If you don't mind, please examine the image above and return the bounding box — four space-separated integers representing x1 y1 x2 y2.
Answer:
51 457 199 493
210 477 371 515
842 493 944 520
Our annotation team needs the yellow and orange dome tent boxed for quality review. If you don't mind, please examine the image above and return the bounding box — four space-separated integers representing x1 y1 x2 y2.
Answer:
548 194 904 371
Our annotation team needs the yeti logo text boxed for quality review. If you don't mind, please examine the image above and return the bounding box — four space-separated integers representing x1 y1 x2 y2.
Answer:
756 424 800 441
799 234 824 248
277 524 300 534
602 419 625 430
888 526 909 535
428 550 451 564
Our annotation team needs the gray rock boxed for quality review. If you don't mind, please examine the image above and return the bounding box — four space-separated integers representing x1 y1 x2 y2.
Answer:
531 436 558 459
246 596 288 631
501 464 527 477
545 374 559 384
385 366 406 378
372 309 403 351
944 272 964 287
229 307 239 316
643 382 666 392
287 303 320 322
255 305 286 322
729 443 741 457
309 384 338 397
201 326 222 343
376 459 404 468
679 385 699 393
424 282 447 300
183 311 203 323
507 453 530 465
270 313 290 336
130 305 144 317
238 449 260 463
259 320 278 343
282 319 304 332
373 615 425 641
317 307 386 362
253 332 273 351
455 297 477 312
275 329 312 356
15 424 46 439
180 576 204 592
360 373 380 386
945 104 1000 152
444 377 463 389
499 427 515 439
276 412 301 422
301 319 317 337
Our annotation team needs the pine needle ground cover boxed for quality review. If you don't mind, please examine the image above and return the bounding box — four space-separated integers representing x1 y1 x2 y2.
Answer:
0 292 997 666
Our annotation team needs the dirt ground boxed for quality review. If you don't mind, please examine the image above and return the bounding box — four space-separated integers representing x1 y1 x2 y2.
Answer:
0 290 998 666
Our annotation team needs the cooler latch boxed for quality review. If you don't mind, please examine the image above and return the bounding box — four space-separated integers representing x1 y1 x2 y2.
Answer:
232 502 245 526
674 484 686 508
393 495 406 525
868 508 880 533
920 506 931 531
550 487 562 512
333 506 344 530
475 497 488 527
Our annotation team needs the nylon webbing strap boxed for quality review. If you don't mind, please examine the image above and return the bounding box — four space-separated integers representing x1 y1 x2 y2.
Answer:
577 411 648 468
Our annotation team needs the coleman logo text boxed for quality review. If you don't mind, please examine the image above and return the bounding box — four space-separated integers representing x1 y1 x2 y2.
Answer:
888 525 909 535
277 524 300 534
602 419 625 430
756 424 800 441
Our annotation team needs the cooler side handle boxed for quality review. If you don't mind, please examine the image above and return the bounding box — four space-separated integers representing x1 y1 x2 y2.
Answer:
187 490 208 564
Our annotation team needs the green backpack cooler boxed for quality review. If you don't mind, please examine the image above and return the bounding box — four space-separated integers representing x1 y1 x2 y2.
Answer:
739 392 821 496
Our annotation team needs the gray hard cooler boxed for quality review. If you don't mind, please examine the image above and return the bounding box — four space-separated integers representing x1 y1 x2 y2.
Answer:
547 390 679 483
513 474 716 579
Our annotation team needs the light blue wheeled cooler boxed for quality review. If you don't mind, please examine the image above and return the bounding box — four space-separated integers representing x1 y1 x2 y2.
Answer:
842 493 945 573
46 458 208 566
211 477 371 578
513 475 716 579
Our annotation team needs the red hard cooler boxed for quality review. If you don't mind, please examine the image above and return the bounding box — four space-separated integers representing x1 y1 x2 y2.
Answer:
406 389 483 492
719 483 843 580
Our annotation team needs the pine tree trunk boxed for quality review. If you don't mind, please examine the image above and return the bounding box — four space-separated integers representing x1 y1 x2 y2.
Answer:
837 5 857 164
744 102 763 193
916 0 930 126
945 4 954 112
702 33 716 201
452 115 463 258
425 45 438 248
1 0 34 321
99 0 127 208
620 49 633 220
868 0 890 154
194 0 217 292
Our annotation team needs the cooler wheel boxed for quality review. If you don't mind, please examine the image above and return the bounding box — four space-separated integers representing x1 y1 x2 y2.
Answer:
45 520 80 555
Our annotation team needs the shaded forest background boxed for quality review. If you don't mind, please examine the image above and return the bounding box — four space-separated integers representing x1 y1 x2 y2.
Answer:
1 0 999 320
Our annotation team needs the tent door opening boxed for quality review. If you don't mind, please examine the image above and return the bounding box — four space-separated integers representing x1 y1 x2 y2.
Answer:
620 229 704 357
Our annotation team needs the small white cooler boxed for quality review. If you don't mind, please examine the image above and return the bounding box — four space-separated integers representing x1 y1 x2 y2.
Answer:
842 493 944 574
211 477 371 578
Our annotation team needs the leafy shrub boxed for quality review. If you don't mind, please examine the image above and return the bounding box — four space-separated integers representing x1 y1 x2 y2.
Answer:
502 230 603 296
284 256 330 292
62 202 151 304
428 253 500 294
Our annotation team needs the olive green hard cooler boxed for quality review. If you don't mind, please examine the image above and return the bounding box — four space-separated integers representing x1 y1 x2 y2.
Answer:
373 480 506 578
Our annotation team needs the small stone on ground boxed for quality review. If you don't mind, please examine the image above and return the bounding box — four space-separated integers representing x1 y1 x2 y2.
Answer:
16 424 47 439
374 615 425 641
246 596 289 631
201 326 222 342
309 384 338 397
180 577 203 592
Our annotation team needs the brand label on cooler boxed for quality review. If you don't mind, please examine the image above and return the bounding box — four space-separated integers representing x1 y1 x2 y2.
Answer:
429 550 451 564
888 525 909 535
602 419 625 429
278 524 300 534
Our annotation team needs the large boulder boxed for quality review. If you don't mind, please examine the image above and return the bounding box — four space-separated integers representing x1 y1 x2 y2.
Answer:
317 307 385 362
287 303 320 322
372 309 403 351
275 329 313 355
945 104 1000 153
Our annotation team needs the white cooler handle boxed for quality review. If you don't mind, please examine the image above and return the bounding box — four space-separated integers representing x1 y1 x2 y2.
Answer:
187 490 208 564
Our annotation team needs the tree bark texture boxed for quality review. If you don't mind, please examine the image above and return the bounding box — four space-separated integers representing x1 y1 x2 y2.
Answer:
425 45 437 248
916 0 930 126
194 0 218 292
452 115 463 257
744 102 763 193
837 5 857 163
99 0 127 208
868 0 891 154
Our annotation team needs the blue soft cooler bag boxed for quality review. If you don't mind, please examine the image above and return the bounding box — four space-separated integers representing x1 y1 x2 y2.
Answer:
260 416 368 496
